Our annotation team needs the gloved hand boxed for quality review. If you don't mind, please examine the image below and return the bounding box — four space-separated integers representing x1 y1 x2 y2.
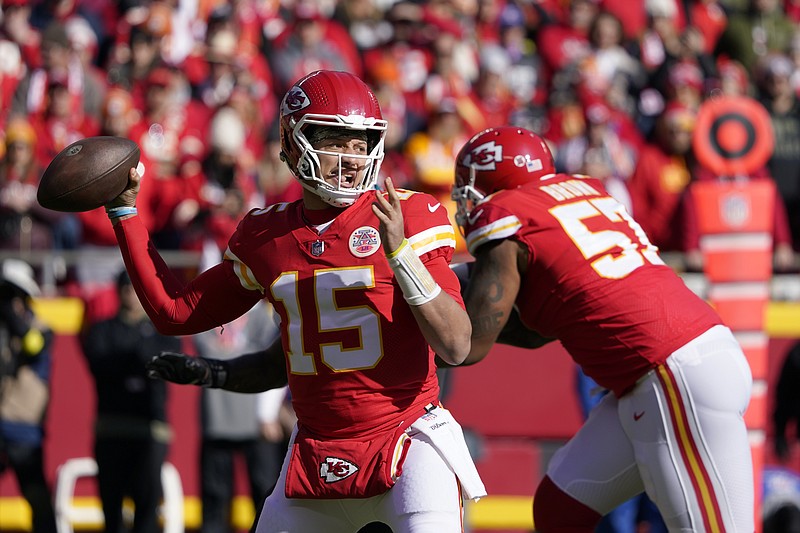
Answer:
775 434 790 461
147 351 215 386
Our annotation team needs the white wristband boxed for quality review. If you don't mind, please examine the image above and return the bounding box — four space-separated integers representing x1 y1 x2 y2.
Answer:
386 239 441 306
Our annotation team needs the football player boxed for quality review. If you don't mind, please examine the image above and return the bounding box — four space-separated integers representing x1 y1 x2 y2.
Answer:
106 70 486 532
452 126 754 532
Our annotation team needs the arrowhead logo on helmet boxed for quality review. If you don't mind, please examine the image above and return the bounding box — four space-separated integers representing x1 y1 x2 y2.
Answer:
281 87 311 115
464 141 503 170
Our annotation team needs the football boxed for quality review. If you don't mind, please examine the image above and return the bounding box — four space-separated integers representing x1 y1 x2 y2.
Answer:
37 136 140 212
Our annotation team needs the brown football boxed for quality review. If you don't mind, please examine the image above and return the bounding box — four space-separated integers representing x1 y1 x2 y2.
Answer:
37 136 140 212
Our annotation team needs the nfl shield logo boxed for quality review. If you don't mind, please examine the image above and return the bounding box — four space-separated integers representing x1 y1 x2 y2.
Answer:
311 241 325 256
720 193 750 229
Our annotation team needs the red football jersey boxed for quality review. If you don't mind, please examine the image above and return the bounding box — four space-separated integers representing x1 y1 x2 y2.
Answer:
226 190 460 438
464 174 721 396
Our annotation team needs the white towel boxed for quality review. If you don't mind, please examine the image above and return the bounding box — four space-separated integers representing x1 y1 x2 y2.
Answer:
409 407 487 502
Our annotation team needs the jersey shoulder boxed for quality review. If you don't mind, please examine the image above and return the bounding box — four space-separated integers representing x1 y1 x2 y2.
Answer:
463 193 523 256
388 189 457 259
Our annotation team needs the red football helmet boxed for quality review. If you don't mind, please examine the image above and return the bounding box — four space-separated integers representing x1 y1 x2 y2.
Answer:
279 70 388 207
452 126 555 227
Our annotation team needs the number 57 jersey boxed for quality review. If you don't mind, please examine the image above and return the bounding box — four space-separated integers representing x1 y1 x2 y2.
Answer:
463 173 722 397
225 190 460 439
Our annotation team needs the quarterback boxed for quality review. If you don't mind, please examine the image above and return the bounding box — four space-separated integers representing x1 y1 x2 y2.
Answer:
106 70 485 532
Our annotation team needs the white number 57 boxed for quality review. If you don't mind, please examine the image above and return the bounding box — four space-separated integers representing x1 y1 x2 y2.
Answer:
550 197 664 279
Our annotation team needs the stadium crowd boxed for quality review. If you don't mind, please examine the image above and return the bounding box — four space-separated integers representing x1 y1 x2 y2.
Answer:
1 0 800 293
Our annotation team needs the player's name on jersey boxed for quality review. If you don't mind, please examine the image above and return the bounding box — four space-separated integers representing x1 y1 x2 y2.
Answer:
540 179 601 202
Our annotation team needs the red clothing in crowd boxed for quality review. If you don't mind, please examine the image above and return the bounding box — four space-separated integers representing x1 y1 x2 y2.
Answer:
627 142 693 251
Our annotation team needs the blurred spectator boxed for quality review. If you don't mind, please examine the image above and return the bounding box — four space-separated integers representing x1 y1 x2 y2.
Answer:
192 300 286 533
106 3 172 108
496 2 547 112
0 118 55 252
11 20 105 124
627 101 697 251
689 0 728 55
580 10 645 107
459 45 517 135
0 2 30 127
80 269 181 533
663 59 705 110
422 29 475 120
332 0 393 52
64 15 106 101
555 100 638 202
0 258 57 533
716 56 752 96
756 53 800 249
127 66 208 249
536 0 596 75
716 0 796 71
0 0 41 68
362 1 435 120
268 2 362 95
405 99 468 190
30 73 100 169
180 106 261 261
756 54 800 250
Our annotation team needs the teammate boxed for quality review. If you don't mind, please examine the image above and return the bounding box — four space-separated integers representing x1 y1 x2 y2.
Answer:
451 126 754 532
105 70 485 532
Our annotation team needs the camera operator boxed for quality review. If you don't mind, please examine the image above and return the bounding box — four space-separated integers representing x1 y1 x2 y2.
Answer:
0 258 57 533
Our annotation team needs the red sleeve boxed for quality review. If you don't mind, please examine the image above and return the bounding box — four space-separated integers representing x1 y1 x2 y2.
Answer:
113 215 263 335
426 254 465 309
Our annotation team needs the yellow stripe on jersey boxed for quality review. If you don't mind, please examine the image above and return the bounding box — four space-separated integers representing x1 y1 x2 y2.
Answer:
223 248 265 293
408 224 457 256
466 215 523 255
657 365 723 532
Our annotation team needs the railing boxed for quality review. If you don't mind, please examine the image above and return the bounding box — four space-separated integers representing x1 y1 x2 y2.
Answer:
2 248 799 302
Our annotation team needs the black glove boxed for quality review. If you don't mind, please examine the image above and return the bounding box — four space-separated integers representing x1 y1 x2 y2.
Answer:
147 352 227 388
775 434 790 461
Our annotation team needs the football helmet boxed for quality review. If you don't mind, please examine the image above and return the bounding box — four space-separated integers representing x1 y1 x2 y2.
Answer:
452 126 555 227
279 70 388 207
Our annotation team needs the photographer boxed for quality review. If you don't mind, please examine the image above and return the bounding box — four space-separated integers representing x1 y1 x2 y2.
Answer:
0 258 57 533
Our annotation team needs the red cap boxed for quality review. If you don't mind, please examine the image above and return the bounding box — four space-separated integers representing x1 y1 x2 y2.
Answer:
668 61 703 91
146 66 172 87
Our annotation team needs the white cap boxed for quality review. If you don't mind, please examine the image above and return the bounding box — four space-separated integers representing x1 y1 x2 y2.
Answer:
1 259 41 297
210 107 246 155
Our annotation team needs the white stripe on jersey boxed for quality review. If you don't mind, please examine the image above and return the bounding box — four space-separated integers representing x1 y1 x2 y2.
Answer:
466 215 522 255
223 248 265 293
408 225 456 256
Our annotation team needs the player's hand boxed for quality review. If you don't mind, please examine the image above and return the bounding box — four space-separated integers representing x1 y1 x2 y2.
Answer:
372 176 406 254
105 166 142 210
147 351 210 385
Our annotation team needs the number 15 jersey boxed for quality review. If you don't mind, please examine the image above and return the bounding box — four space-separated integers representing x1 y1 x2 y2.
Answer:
463 174 721 397
225 190 461 439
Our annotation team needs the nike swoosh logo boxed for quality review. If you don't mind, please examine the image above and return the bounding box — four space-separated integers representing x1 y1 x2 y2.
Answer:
427 202 441 213
466 209 483 226
633 411 645 421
